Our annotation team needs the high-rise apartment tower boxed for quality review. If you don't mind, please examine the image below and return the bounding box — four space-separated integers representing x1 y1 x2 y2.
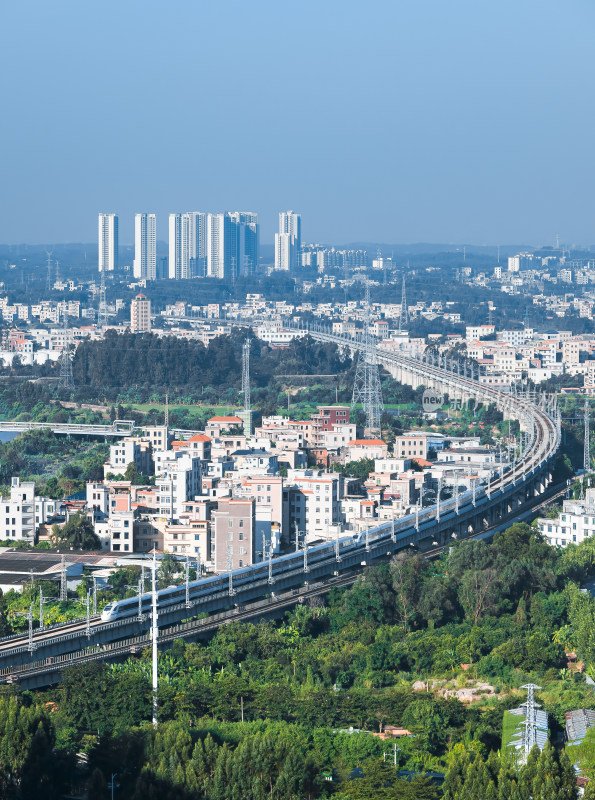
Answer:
275 211 301 271
169 212 207 279
98 213 118 272
206 212 259 281
133 213 157 280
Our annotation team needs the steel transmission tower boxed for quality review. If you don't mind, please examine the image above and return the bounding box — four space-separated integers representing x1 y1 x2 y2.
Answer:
240 338 253 435
242 338 251 412
98 267 108 326
398 267 409 332
351 283 384 438
45 252 53 293
520 683 542 760
59 312 75 391
585 399 591 472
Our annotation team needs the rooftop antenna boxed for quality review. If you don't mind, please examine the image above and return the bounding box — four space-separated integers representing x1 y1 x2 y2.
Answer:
59 312 75 392
351 280 384 438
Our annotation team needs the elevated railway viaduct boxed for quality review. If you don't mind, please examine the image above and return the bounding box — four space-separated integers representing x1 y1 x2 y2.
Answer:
0 330 562 687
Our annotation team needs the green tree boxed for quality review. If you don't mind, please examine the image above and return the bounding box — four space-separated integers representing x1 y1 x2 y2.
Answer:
52 510 101 550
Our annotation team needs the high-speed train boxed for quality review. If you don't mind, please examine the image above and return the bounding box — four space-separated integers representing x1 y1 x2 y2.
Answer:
99 482 498 624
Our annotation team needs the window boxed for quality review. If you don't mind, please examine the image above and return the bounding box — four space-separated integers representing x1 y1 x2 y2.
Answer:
239 532 244 541
238 560 243 568
228 520 233 528
228 532 233 541
239 520 244 528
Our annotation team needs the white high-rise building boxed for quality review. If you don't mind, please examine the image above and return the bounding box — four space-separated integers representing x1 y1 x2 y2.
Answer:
98 213 118 272
231 211 259 278
275 211 301 271
169 212 207 279
206 213 226 279
133 213 156 280
206 212 259 280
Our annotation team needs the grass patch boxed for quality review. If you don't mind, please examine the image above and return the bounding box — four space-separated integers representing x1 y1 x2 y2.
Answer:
129 403 236 415
502 710 523 751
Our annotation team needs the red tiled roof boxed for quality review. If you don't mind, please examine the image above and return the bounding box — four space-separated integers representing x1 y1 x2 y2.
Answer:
348 439 386 446
208 416 243 423
188 434 212 442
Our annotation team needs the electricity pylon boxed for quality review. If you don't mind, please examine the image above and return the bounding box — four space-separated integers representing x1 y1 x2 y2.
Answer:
351 282 384 438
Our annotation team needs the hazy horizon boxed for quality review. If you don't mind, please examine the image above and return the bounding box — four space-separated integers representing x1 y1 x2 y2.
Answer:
1 0 593 246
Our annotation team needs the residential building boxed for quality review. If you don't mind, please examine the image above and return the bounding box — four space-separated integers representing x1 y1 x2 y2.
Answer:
207 212 259 280
537 490 595 547
0 478 36 543
155 453 202 521
345 439 389 461
104 438 153 478
393 434 426 459
212 497 256 570
133 213 157 280
465 324 495 341
130 293 151 333
286 470 344 539
275 211 301 271
168 212 207 280
230 211 259 278
98 213 118 272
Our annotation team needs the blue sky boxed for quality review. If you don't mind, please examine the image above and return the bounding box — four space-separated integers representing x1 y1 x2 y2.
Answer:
1 0 593 246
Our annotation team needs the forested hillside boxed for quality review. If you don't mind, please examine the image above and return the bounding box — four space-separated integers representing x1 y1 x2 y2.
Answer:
72 330 352 394
2 522 595 797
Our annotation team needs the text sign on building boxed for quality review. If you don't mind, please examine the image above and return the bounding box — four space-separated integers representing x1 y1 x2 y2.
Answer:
422 389 444 412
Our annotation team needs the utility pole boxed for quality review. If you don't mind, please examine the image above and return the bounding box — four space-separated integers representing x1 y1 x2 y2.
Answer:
585 399 591 472
185 555 191 608
268 544 275 584
335 527 342 562
151 550 158 728
60 555 67 602
27 605 35 654
227 545 236 596
301 541 310 573
86 589 91 639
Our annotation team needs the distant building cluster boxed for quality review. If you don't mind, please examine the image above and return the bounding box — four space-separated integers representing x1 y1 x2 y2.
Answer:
97 210 375 280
